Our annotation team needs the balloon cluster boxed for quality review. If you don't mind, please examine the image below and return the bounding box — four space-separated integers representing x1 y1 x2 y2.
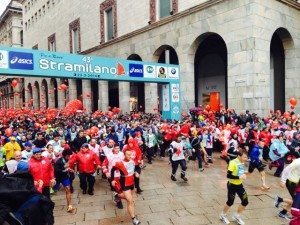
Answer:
61 99 83 116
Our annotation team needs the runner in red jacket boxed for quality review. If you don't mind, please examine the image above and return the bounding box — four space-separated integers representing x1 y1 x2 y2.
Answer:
123 137 143 193
28 147 56 199
111 149 141 225
69 143 101 195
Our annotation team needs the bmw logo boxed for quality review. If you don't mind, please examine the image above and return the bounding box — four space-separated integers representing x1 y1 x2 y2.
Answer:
171 68 176 75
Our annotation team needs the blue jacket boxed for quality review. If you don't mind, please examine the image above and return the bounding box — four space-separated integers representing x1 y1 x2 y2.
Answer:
269 139 289 162
250 144 262 165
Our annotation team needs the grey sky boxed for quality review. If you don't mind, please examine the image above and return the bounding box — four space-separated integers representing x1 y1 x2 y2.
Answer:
0 0 10 17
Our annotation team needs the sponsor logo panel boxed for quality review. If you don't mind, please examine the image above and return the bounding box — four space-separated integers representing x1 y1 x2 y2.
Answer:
9 51 33 70
0 50 8 69
129 63 143 77
168 67 179 79
157 66 168 78
143 65 156 78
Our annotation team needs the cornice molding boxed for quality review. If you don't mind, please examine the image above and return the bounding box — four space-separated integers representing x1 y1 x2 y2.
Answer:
81 0 299 54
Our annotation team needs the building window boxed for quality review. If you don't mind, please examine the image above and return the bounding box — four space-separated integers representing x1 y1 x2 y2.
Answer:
48 33 56 51
42 5 45 14
159 0 171 18
100 0 117 43
35 12 38 21
69 18 81 53
25 5 27 12
72 29 79 52
25 22 27 30
105 8 113 41
38 9 41 18
20 30 23 46
149 0 178 23
47 1 50 9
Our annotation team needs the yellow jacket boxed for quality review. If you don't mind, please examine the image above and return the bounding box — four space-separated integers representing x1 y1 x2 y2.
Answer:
3 142 21 160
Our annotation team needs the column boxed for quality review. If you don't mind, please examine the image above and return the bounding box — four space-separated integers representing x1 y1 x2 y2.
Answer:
32 85 39 109
118 82 130 113
57 79 65 109
145 83 158 113
98 81 109 111
13 82 22 109
68 79 77 101
82 80 92 112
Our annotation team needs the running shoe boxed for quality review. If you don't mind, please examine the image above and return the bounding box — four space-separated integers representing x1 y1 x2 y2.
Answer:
113 192 119 203
278 212 293 220
136 188 143 194
233 214 245 225
67 205 75 213
274 195 282 208
219 213 230 224
180 174 188 182
132 217 141 225
199 168 204 172
171 175 177 181
116 200 123 209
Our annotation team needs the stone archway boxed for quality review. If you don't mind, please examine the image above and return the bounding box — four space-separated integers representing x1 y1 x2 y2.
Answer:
193 32 228 108
154 45 179 113
270 28 294 112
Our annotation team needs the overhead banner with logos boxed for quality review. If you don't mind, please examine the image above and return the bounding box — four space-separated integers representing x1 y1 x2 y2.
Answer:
0 46 181 120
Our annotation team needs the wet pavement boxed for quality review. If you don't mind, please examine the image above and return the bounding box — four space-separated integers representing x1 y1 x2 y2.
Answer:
53 153 290 225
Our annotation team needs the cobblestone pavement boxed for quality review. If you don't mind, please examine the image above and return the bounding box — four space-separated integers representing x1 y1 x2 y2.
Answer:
53 154 291 225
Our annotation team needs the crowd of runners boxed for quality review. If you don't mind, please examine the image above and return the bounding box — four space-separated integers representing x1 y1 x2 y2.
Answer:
0 106 300 225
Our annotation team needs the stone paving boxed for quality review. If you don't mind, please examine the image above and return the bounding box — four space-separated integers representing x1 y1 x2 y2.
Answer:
53 154 291 225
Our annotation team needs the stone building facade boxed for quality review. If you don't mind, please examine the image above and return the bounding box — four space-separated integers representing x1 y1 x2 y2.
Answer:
0 0 23 109
12 0 300 115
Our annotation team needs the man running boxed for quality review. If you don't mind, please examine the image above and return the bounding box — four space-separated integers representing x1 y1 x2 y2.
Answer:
102 143 124 209
220 150 249 225
54 149 75 213
169 135 188 182
248 140 270 190
274 158 300 220
69 143 101 195
28 148 56 199
111 149 141 225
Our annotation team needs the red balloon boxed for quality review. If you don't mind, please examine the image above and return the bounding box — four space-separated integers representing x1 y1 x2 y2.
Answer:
11 79 18 88
90 126 99 135
283 112 290 119
290 97 297 106
60 84 68 91
205 105 211 111
86 129 91 136
5 128 13 137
